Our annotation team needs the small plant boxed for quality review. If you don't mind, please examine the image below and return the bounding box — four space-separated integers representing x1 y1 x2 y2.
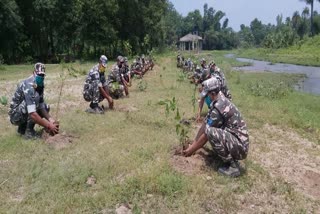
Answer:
55 64 67 120
137 80 148 91
157 97 176 117
157 97 189 145
55 63 78 120
0 96 8 106
191 85 197 112
174 108 189 145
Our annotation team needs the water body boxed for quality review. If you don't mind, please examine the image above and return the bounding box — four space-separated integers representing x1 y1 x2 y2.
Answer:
226 54 320 95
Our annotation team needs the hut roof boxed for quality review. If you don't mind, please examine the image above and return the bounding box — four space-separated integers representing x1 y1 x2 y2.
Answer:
179 33 203 42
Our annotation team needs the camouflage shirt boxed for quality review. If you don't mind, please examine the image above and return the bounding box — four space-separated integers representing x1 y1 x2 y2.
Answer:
205 93 249 144
108 64 122 83
211 67 226 82
85 64 107 87
9 75 45 114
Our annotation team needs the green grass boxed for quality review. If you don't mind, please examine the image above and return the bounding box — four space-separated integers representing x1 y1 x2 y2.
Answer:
0 52 319 213
236 35 320 66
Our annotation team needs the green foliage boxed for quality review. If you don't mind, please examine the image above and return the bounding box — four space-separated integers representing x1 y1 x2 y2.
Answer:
246 80 292 99
157 97 176 117
0 96 8 106
157 97 189 144
137 80 148 92
238 34 320 66
191 85 197 112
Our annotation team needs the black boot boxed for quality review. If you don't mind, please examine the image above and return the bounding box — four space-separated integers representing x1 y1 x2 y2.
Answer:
24 120 40 139
86 102 104 114
17 123 27 135
218 160 241 177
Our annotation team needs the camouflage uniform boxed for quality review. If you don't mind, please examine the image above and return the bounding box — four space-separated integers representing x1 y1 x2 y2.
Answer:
83 64 108 104
120 62 130 83
8 75 48 132
211 67 232 100
107 64 124 99
130 61 143 78
205 93 249 162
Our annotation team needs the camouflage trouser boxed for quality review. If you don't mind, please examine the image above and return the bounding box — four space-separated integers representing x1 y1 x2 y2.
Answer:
83 82 104 104
8 100 29 126
8 100 49 126
108 82 124 99
206 127 249 162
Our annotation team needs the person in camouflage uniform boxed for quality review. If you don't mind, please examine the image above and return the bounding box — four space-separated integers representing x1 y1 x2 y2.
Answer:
196 62 233 122
209 61 232 100
130 59 143 78
83 55 114 114
186 58 193 72
8 63 59 139
196 70 213 122
200 58 208 69
184 77 249 177
123 57 132 87
107 56 129 98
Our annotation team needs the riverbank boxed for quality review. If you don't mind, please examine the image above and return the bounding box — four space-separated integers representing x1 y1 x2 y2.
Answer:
235 35 320 67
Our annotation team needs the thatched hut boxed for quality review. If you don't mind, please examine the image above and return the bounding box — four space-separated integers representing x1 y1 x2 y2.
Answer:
179 33 203 52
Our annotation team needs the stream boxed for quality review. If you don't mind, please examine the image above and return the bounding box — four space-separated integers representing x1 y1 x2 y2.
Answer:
226 54 320 95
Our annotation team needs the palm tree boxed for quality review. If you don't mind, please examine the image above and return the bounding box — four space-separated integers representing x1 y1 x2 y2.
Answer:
301 0 320 36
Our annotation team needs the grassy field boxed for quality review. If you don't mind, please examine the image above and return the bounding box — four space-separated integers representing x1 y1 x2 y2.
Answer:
235 35 320 66
0 52 320 213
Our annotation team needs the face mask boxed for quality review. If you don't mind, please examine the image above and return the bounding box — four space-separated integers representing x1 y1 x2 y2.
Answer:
99 66 105 73
35 75 44 87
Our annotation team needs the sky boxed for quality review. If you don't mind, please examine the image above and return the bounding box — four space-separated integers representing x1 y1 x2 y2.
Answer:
170 0 320 31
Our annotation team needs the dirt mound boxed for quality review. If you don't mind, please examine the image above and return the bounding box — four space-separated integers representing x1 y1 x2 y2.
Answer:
115 204 132 214
251 124 320 200
170 145 220 175
43 132 74 150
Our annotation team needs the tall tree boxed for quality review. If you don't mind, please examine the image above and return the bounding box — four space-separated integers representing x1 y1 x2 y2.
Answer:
250 18 266 46
0 0 23 62
301 0 320 36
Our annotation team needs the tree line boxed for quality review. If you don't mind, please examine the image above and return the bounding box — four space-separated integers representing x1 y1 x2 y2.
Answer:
1 0 319 64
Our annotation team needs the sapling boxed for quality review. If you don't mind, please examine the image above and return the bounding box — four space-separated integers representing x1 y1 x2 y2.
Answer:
191 85 197 112
0 96 8 106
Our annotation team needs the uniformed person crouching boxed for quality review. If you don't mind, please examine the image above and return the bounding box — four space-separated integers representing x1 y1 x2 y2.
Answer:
83 55 114 114
8 63 59 139
183 77 249 177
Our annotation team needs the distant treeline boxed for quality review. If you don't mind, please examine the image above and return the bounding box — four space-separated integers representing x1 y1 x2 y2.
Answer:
0 0 319 64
